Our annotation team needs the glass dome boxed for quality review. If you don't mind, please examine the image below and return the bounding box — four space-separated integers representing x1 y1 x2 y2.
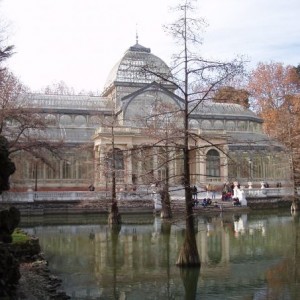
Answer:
103 43 172 90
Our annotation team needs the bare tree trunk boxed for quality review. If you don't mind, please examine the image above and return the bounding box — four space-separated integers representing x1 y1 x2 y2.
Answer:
111 225 121 299
161 220 172 298
108 200 121 225
108 123 121 225
176 120 200 266
176 7 200 266
176 196 200 266
160 185 172 219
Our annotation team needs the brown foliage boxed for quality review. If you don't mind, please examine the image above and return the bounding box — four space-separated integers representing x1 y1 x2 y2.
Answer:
247 62 300 189
248 62 300 112
213 86 250 108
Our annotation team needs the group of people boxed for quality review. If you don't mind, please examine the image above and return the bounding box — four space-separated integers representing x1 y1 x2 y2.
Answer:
191 185 216 207
221 182 238 201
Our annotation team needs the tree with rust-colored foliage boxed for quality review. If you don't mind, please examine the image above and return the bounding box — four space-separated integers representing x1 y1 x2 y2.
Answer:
213 86 250 108
247 62 300 204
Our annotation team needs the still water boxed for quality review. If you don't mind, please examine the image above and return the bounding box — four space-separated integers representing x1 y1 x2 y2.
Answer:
20 211 300 300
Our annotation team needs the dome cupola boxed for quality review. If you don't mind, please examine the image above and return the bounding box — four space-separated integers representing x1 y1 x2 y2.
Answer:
103 42 172 92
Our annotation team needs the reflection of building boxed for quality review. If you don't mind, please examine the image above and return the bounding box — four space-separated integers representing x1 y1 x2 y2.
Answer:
31 213 294 298
11 41 291 191
197 217 231 267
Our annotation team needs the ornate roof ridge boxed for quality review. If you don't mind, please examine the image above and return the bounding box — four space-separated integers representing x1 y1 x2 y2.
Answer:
128 43 151 53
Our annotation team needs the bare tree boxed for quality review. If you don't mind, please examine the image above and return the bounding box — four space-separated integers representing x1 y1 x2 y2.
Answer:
42 80 76 95
0 24 14 70
95 111 122 226
41 80 100 96
0 45 13 69
0 30 16 193
140 101 184 218
0 135 15 193
139 0 244 267
0 70 63 168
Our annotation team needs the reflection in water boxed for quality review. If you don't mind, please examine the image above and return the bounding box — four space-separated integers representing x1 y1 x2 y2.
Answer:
21 211 300 299
110 225 121 300
180 267 200 300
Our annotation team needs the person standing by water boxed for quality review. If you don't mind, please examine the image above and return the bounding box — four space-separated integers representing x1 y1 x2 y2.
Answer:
211 185 216 200
192 186 198 205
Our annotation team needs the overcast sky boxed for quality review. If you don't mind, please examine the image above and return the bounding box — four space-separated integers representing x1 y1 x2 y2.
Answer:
1 0 300 93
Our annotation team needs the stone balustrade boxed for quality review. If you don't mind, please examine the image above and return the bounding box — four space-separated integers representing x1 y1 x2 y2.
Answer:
244 187 294 198
0 189 153 203
0 186 297 203
0 191 106 202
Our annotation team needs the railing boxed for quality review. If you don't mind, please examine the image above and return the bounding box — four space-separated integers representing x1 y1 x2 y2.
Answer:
0 186 297 203
27 95 109 111
244 187 294 198
95 127 142 135
0 191 106 202
0 189 153 202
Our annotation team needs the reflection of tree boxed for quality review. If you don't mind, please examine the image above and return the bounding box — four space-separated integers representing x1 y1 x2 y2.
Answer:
292 214 300 299
111 225 121 299
161 220 172 298
265 214 300 299
180 267 200 300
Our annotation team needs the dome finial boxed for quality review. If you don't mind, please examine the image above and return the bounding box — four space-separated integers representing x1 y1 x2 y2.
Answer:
136 23 139 44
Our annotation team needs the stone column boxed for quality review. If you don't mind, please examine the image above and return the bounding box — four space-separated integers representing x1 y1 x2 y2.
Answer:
194 147 200 185
125 148 132 185
169 148 175 184
153 147 158 181
98 146 107 189
137 149 142 184
199 151 206 184
222 153 228 184
94 146 100 183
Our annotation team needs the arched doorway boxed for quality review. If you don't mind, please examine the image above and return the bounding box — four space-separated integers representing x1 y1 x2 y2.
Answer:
206 149 220 181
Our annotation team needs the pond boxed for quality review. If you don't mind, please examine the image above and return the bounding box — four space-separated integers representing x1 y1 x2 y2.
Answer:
20 211 300 300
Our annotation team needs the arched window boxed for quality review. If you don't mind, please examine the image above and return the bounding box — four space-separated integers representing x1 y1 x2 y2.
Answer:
189 119 199 129
201 120 212 130
206 149 220 179
60 115 72 127
226 121 235 131
45 114 57 126
214 120 223 130
74 115 86 127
